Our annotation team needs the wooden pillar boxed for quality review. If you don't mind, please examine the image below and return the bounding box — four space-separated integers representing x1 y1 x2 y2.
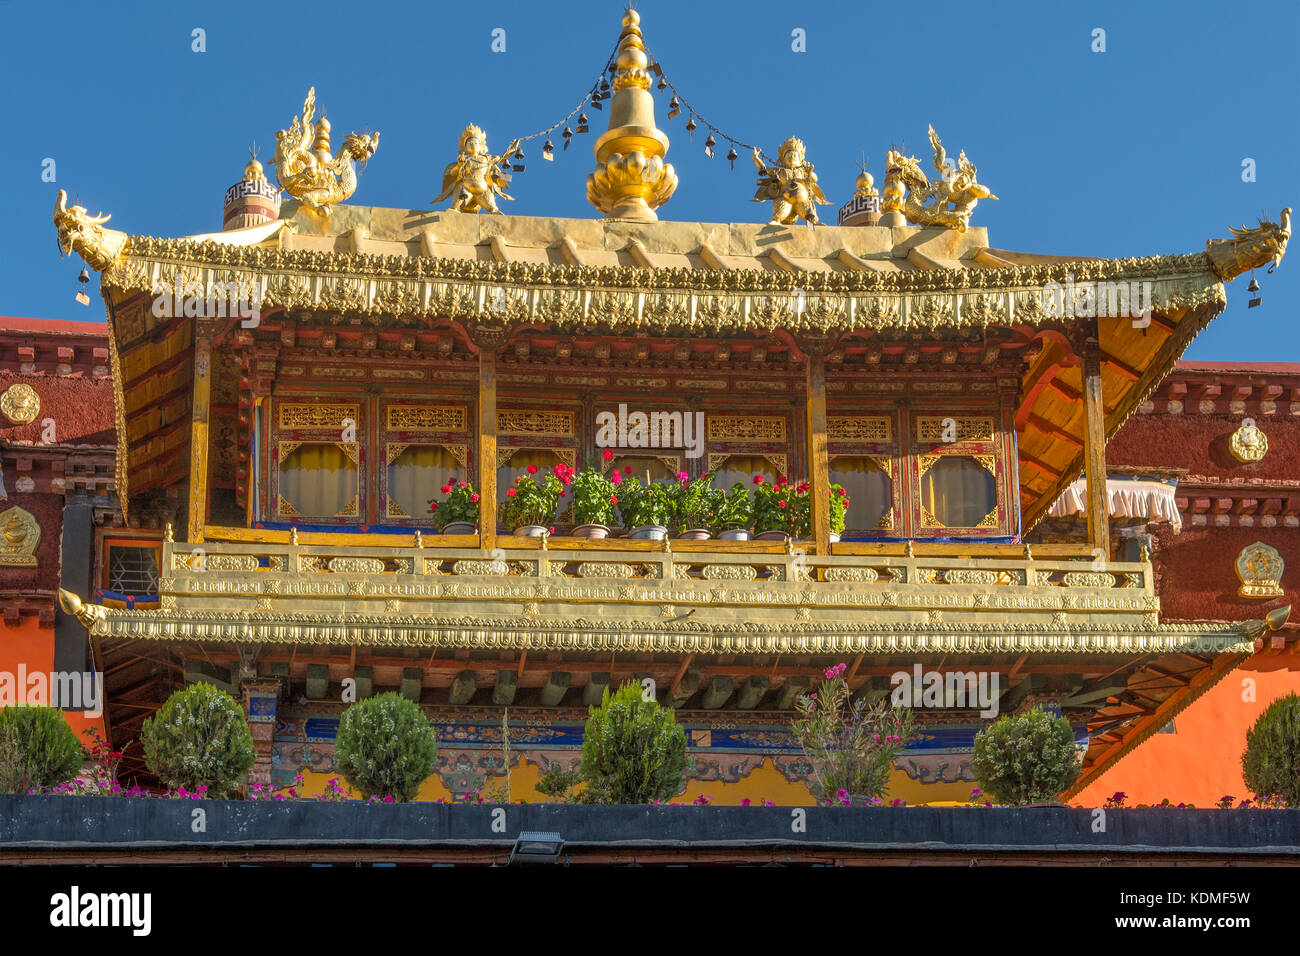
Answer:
1082 337 1109 557
805 352 831 555
478 349 498 552
187 328 213 543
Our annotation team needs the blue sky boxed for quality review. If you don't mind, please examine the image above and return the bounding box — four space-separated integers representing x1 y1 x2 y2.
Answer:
3 0 1297 360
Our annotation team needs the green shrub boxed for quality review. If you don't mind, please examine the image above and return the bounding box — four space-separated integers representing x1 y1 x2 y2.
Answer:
534 764 583 803
141 683 254 797
971 706 1080 805
335 692 438 802
580 681 688 803
0 706 84 793
1242 692 1300 808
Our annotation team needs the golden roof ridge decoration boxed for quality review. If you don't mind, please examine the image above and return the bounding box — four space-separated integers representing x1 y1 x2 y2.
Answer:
432 125 521 214
53 189 128 273
586 8 677 221
272 87 379 217
880 126 997 232
752 137 830 226
1205 207 1291 281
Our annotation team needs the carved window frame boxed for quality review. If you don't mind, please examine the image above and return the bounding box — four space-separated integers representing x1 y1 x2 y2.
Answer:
907 406 1009 536
496 403 580 481
268 397 367 525
380 399 470 527
827 410 903 537
704 412 791 484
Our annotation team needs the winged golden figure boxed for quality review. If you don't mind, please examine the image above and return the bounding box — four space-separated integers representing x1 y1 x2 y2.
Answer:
752 137 829 226
432 125 522 215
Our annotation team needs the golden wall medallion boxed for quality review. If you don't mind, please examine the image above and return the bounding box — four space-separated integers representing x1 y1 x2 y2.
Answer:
1236 541 1284 598
1 384 40 425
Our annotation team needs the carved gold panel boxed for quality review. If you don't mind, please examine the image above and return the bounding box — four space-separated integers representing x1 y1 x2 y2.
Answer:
828 416 891 442
1236 542 1284 598
497 409 575 437
278 404 360 430
915 416 994 442
0 506 40 567
706 416 786 442
386 405 467 433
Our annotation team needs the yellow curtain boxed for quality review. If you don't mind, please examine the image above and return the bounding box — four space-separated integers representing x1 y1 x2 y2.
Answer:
829 456 892 530
389 446 457 519
280 444 357 517
712 455 776 491
611 455 676 484
920 456 996 527
498 449 561 497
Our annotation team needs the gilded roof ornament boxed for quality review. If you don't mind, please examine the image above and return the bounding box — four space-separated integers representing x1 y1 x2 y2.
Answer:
752 137 830 226
1235 542 1284 599
53 189 128 273
880 125 997 232
1 383 40 425
272 87 379 217
1229 419 1268 462
1205 208 1291 281
586 9 677 221
432 125 522 214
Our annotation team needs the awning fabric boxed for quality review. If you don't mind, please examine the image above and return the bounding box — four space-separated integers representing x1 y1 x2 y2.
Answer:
1048 477 1182 532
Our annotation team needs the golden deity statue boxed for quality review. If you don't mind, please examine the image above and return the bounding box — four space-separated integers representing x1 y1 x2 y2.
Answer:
1206 208 1292 281
752 138 829 226
881 125 997 231
53 190 128 273
273 87 379 217
432 125 522 214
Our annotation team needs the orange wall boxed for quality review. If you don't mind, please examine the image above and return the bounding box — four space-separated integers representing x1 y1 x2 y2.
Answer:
0 616 105 741
1073 653 1300 807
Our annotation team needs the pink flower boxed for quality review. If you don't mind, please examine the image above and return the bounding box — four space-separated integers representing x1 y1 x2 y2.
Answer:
383 795 394 804
440 484 451 494
676 471 689 482
507 487 517 497
527 464 539 475
778 500 786 508
611 471 623 486
762 800 774 807
548 526 556 534
753 475 764 485
602 448 614 461
825 667 837 679
741 798 751 806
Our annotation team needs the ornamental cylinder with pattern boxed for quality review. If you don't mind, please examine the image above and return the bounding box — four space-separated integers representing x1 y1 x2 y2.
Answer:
223 158 282 231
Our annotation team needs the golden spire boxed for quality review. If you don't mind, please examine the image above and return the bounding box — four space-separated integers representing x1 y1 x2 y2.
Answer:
586 7 677 221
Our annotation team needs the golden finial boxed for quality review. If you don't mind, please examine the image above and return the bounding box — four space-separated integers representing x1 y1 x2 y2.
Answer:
587 7 677 221
905 540 915 557
164 523 174 543
661 534 672 553
290 527 299 545
244 142 266 183
414 529 423 549
1023 542 1033 560
854 154 877 198
540 528 549 551
1140 544 1150 563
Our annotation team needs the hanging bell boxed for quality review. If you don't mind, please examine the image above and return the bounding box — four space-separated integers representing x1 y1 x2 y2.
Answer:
1247 275 1262 308
562 126 573 150
599 77 610 95
667 96 680 119
704 134 716 158
576 113 589 134
684 116 697 139
542 138 555 161
75 266 91 306
726 146 738 169
512 147 525 172
589 88 603 110
657 75 667 91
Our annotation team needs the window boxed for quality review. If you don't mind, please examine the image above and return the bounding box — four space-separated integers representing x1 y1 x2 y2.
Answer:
920 455 997 528
381 402 469 525
279 442 359 518
711 454 781 491
829 456 894 531
105 544 160 596
387 445 459 520
609 455 678 484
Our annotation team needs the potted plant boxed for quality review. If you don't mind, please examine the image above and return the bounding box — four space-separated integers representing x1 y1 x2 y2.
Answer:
428 478 480 534
714 482 753 541
501 463 569 537
667 470 722 539
750 474 796 540
616 474 673 540
789 481 850 543
569 456 619 539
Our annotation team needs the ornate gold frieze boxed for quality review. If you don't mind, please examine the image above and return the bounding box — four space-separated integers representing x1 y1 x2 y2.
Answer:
497 410 575 437
1062 571 1117 589
915 416 994 442
1235 542 1284 598
0 507 40 567
707 416 786 442
386 405 466 432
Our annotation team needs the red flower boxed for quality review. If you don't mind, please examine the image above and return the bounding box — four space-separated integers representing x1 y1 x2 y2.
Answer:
753 475 764 485
776 475 788 487
676 471 689 482
469 493 480 503
602 448 614 461
610 495 619 505
624 467 632 475
507 488 517 497
440 484 451 495
527 464 539 475
778 500 787 508
548 526 556 534
429 502 438 511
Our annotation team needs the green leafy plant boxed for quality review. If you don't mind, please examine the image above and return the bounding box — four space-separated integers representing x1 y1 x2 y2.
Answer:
501 463 570 530
428 477 480 530
714 482 753 531
569 461 618 527
789 481 850 537
140 683 255 797
1242 692 1300 808
750 474 797 535
534 764 583 803
334 692 439 802
666 470 723 533
580 681 688 804
971 706 1080 805
791 663 915 802
484 709 513 803
0 706 85 794
614 475 674 529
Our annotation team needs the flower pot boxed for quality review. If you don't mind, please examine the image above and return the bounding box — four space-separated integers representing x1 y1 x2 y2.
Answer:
441 522 476 535
570 523 610 540
753 529 789 542
797 533 841 544
676 529 712 540
717 528 751 541
513 524 549 538
628 524 668 541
